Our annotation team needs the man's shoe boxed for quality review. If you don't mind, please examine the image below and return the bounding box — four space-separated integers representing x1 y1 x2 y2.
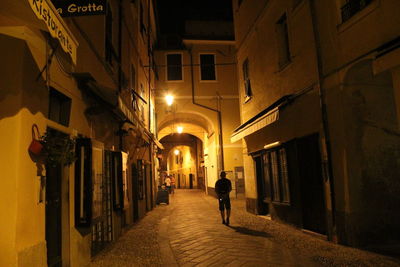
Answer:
222 220 226 225
226 218 230 226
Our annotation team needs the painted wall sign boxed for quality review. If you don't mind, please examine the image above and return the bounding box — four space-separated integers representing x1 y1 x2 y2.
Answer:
51 0 106 17
28 0 78 65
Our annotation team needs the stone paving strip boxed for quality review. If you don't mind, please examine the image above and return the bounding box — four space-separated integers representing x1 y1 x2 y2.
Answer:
91 189 400 267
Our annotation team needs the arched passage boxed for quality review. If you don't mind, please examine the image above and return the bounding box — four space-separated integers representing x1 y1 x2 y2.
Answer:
159 133 205 190
157 110 221 193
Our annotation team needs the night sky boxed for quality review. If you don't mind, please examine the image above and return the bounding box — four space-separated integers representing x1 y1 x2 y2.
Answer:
156 0 233 35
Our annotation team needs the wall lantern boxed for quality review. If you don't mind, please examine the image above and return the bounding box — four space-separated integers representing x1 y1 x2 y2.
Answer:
165 94 174 106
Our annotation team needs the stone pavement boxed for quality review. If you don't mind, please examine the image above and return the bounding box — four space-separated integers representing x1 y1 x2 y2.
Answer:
91 189 400 267
163 190 315 267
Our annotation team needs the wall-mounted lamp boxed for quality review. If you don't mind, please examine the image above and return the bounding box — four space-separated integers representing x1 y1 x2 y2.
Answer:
165 94 174 106
174 149 180 155
264 141 281 150
177 126 183 134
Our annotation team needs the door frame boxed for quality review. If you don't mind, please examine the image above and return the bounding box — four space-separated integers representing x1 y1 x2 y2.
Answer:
45 127 71 267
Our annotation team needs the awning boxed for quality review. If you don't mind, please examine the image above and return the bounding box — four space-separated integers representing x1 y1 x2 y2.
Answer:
230 95 293 143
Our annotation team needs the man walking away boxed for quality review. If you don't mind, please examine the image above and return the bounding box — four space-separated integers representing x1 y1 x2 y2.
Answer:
215 171 232 225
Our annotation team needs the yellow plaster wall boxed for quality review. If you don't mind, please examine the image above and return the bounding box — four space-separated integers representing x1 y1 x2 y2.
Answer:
204 135 219 188
234 0 319 123
15 109 47 265
155 41 242 187
241 145 257 199
0 115 19 267
0 33 49 266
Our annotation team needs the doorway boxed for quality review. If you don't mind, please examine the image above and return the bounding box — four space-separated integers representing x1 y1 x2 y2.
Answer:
189 174 194 189
254 155 269 215
298 134 327 235
131 163 139 222
91 150 113 256
45 130 64 267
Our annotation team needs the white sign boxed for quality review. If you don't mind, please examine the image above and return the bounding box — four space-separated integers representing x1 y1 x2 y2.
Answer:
28 0 78 65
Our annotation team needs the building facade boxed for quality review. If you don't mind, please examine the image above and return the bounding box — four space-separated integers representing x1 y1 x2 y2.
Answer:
0 0 160 266
154 21 244 196
232 0 400 249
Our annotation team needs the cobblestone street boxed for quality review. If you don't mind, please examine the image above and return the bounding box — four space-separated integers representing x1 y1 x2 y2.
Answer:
91 190 400 267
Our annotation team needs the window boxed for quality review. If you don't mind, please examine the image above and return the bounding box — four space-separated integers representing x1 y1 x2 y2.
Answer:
276 14 291 68
242 58 252 100
105 4 117 65
261 147 291 204
167 54 182 81
48 88 71 127
137 159 145 199
138 83 145 121
200 54 216 80
92 146 103 219
112 152 124 210
341 0 372 22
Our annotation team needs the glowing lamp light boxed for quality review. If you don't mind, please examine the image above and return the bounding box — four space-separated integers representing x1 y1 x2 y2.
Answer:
174 149 180 155
165 94 174 106
177 126 183 134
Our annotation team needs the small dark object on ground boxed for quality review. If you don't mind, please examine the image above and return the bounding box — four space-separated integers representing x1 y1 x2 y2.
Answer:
156 188 169 205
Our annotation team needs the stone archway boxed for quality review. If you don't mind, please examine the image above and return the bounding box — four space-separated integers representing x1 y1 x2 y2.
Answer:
159 133 204 190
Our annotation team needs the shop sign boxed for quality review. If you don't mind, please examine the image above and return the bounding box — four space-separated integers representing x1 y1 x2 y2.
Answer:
28 0 78 65
51 0 106 17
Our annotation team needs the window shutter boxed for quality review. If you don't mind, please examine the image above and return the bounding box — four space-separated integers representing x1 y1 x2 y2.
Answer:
75 138 93 227
112 152 124 210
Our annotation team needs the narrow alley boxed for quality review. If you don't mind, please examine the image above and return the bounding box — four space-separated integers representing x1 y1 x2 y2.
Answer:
91 190 400 267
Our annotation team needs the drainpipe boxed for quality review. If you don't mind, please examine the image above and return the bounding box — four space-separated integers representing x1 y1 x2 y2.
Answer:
147 0 152 134
309 0 337 241
147 0 154 206
188 48 225 172
118 0 123 151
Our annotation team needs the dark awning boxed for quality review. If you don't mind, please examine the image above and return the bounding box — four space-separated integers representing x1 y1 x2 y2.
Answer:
230 95 293 143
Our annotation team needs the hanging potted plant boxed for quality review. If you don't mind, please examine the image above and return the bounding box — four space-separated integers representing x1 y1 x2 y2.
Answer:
41 130 76 167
